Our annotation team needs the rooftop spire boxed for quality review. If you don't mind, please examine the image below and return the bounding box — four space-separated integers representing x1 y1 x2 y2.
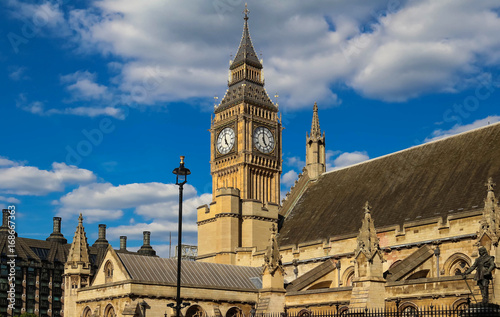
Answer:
231 3 262 70
310 102 322 139
66 213 90 266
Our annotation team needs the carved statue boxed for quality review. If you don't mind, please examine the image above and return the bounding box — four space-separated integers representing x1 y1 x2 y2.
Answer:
463 246 496 304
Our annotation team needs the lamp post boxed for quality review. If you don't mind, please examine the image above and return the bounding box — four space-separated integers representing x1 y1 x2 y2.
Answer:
172 156 191 317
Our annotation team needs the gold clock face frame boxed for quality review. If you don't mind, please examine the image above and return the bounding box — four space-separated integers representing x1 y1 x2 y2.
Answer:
253 126 275 154
216 127 236 155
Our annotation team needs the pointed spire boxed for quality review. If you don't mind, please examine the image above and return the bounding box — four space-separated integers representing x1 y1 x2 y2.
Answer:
263 224 283 276
67 213 90 267
355 202 383 261
231 4 262 70
478 177 500 244
310 102 322 139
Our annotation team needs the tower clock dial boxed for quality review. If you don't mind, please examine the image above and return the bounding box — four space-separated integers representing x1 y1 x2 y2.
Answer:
253 126 275 154
217 127 235 155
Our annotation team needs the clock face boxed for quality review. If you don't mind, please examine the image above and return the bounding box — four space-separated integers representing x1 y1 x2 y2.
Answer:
253 126 275 153
217 127 235 155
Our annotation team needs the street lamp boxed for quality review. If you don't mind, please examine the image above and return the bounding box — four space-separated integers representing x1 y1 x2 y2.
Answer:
172 156 191 317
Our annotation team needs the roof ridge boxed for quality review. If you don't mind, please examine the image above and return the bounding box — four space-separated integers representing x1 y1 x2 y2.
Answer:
323 121 500 176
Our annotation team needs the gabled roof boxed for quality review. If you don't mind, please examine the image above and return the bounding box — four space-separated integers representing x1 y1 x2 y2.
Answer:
117 252 262 291
279 122 500 247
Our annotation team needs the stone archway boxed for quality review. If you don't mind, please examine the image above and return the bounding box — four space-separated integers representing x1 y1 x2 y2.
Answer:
225 307 243 317
186 305 207 317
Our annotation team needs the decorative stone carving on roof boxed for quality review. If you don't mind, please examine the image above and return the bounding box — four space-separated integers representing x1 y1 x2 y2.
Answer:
307 102 324 141
477 177 500 245
263 224 283 276
354 202 384 261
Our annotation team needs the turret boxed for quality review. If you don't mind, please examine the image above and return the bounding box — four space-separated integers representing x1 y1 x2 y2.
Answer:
305 102 326 179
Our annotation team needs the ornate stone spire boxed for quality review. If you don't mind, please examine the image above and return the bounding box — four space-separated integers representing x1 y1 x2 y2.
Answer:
309 102 322 140
66 213 90 267
263 224 283 276
305 102 326 179
355 201 383 261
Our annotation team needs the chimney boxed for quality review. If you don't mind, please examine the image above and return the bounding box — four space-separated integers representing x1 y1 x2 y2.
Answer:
0 209 9 235
120 236 127 251
92 224 109 248
137 231 156 256
53 217 61 233
46 216 67 244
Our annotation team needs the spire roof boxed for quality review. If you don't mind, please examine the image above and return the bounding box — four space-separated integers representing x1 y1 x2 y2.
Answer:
231 4 262 70
310 102 322 139
67 213 90 266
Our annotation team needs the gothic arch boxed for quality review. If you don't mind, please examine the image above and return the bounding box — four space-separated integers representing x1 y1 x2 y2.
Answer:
342 266 355 287
452 298 469 311
82 306 92 317
104 260 114 283
443 253 471 276
297 309 312 317
225 307 243 317
186 305 207 317
104 304 116 317
399 302 419 316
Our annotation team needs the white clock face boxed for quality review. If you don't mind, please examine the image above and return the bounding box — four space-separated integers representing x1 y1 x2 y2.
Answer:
217 127 235 155
253 126 275 153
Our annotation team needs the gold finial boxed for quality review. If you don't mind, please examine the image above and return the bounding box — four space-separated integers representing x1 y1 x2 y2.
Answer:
243 3 249 20
486 177 496 191
180 156 185 164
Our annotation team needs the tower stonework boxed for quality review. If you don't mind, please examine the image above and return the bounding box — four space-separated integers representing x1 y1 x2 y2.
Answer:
197 9 281 265
63 214 91 317
306 102 325 180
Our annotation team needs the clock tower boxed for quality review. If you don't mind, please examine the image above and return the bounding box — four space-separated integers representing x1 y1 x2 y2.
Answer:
197 7 282 265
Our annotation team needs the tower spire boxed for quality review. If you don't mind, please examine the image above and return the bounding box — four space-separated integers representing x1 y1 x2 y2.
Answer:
231 4 262 71
67 213 90 266
310 102 322 139
305 102 326 179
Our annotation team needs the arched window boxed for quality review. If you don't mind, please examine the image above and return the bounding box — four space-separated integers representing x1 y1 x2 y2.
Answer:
443 253 471 276
297 309 311 317
342 266 355 287
82 306 92 317
225 307 243 317
186 305 206 317
400 302 418 317
104 304 115 317
104 261 113 283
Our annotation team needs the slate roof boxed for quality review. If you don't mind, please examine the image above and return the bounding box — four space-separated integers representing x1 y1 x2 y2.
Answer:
117 252 262 291
279 122 500 247
231 14 262 70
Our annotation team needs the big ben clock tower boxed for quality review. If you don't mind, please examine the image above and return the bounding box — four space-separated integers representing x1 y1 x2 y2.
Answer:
197 6 282 265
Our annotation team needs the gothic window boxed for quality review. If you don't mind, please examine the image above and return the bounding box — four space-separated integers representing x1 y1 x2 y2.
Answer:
342 266 355 287
297 309 311 317
402 306 418 317
82 306 92 317
104 304 116 317
185 305 207 317
104 261 113 283
225 307 242 317
443 253 471 276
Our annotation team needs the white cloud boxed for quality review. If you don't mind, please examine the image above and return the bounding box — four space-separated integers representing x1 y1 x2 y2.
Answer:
56 181 211 223
286 156 305 169
0 196 21 204
8 1 500 108
426 116 500 142
281 170 299 188
61 71 111 101
0 157 24 167
16 94 125 119
0 161 96 195
9 66 29 81
326 150 370 171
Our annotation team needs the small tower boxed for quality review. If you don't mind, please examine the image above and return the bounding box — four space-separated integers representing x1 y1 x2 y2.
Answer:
46 217 68 244
63 214 91 317
477 177 500 251
92 224 110 248
138 231 157 256
350 202 386 309
306 102 326 179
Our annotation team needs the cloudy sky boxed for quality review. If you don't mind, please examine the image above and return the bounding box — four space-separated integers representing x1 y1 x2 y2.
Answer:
2 0 500 257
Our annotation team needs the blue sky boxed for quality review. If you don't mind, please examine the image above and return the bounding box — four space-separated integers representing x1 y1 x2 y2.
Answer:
1 0 500 257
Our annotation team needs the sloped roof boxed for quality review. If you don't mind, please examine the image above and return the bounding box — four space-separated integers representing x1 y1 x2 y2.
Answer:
231 14 262 70
279 122 500 247
117 252 261 291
